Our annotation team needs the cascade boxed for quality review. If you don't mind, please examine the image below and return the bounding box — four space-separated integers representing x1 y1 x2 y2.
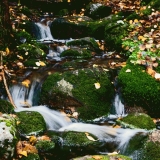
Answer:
112 93 126 117
11 77 147 156
35 22 54 40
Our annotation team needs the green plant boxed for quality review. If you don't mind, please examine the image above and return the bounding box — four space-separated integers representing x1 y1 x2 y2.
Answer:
20 153 40 160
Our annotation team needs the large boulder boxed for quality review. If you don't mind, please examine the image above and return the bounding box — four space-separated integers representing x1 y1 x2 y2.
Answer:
0 114 18 159
116 113 155 130
16 111 47 136
118 62 160 117
40 69 114 120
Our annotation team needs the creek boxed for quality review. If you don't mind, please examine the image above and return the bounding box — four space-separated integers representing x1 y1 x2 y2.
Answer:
8 18 148 159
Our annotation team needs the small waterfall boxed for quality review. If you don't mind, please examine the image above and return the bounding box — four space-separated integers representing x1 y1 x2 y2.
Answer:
10 76 147 156
10 79 40 108
112 93 125 117
35 22 54 40
15 106 71 130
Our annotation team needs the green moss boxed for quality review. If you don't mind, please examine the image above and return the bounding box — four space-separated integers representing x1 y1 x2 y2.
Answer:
73 154 131 160
117 113 155 130
0 99 14 114
14 30 32 43
16 111 46 135
36 140 55 152
60 49 81 57
118 62 160 117
62 131 98 147
87 5 112 20
23 59 38 67
105 20 129 52
58 9 69 17
141 141 160 160
20 153 40 160
40 69 114 120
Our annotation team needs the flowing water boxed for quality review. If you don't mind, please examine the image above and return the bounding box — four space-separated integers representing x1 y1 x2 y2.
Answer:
9 21 148 159
11 78 147 158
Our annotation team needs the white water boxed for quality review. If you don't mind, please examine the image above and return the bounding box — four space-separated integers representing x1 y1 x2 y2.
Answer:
15 105 71 130
35 22 74 43
113 93 126 117
11 80 147 153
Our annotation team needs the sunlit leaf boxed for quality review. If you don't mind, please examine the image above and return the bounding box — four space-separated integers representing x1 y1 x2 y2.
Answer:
94 82 101 89
92 155 103 160
85 133 98 141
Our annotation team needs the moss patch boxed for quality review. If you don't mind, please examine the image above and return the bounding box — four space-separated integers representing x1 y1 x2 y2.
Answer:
0 99 14 114
40 69 114 120
16 111 46 136
118 62 160 117
117 113 155 130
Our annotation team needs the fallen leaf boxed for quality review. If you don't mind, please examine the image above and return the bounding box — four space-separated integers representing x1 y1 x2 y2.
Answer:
92 155 103 160
94 82 101 89
126 69 131 72
146 67 155 77
22 79 31 88
85 132 98 141
18 151 27 157
39 61 46 66
155 73 160 80
107 151 119 156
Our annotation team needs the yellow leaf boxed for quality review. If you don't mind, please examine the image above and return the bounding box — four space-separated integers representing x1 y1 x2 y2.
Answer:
29 136 37 144
94 82 101 89
22 79 31 88
39 61 46 66
16 121 21 125
5 47 10 55
107 151 119 156
18 150 27 157
126 69 131 73
92 155 103 160
17 55 23 60
129 20 133 24
85 132 98 141
134 19 139 23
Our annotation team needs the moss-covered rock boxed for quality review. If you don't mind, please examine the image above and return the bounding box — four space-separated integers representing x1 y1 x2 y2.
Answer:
0 114 18 159
104 17 129 52
73 154 132 160
117 113 155 130
0 99 14 114
139 141 160 160
84 4 112 20
40 69 114 120
67 37 100 53
60 49 92 59
35 140 55 152
16 111 46 136
60 131 101 156
20 153 40 160
50 17 88 39
118 62 160 117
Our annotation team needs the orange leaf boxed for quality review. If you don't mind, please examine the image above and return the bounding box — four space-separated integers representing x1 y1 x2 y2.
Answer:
92 155 103 160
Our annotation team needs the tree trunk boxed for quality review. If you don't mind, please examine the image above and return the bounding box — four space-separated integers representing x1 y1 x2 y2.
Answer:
0 0 12 48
